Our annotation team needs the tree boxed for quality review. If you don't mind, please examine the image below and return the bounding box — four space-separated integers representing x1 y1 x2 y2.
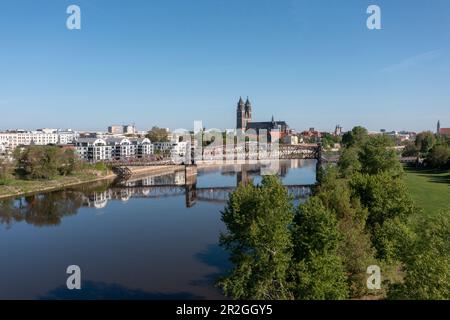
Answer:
415 131 436 154
291 197 349 299
58 149 79 176
358 135 402 176
219 176 294 300
388 210 450 300
338 147 361 177
402 142 419 157
14 146 79 180
146 126 169 142
314 168 376 297
350 173 416 260
0 157 13 181
426 145 450 169
342 126 368 148
292 253 348 300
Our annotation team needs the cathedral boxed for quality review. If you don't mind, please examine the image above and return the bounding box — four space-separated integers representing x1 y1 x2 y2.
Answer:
236 97 289 139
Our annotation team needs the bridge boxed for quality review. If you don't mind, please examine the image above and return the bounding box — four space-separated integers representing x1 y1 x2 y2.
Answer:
108 143 323 179
90 183 314 208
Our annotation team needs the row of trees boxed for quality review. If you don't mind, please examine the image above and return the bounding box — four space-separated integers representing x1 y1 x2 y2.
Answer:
403 131 450 169
3 146 80 180
219 126 449 300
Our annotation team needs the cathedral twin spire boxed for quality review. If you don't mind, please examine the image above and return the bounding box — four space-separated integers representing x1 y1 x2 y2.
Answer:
236 97 252 129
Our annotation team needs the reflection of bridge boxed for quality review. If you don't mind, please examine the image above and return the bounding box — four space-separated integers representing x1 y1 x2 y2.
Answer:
98 184 313 208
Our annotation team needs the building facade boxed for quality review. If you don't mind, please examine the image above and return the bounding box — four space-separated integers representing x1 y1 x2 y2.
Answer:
75 137 153 162
0 129 78 150
236 97 289 140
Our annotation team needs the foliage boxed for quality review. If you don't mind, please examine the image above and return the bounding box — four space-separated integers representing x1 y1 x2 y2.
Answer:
358 135 403 176
342 126 368 148
292 197 349 299
292 253 348 300
350 173 416 261
388 210 450 300
219 176 294 300
402 142 419 157
426 144 450 169
321 133 341 149
146 126 169 143
415 131 436 154
14 146 79 180
338 147 361 178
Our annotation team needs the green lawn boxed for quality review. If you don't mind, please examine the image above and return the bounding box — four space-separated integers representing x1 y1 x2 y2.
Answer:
404 166 450 216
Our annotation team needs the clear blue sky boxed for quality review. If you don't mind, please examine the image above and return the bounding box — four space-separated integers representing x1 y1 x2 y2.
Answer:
0 0 449 132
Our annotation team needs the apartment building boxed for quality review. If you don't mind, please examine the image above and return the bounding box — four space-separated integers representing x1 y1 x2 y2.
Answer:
75 138 153 162
0 129 78 149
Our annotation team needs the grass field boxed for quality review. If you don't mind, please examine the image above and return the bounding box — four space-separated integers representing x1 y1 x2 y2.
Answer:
404 166 450 216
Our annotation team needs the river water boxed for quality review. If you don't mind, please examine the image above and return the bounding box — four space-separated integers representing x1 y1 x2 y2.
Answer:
0 159 316 300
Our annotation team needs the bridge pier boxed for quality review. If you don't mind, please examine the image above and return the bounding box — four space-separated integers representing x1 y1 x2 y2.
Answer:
185 165 197 185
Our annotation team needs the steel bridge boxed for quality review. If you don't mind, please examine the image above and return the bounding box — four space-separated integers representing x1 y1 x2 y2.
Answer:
102 183 314 208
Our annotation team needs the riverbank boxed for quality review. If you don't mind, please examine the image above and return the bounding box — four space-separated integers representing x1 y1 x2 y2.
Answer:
0 165 190 200
0 171 117 200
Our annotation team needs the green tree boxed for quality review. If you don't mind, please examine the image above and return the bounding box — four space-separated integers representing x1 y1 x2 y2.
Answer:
426 145 450 169
342 126 368 148
314 169 376 297
350 173 416 260
0 157 14 181
388 210 450 300
219 176 294 300
146 126 169 142
415 131 436 154
292 197 349 299
338 147 362 177
358 135 402 176
402 142 419 157
58 149 79 176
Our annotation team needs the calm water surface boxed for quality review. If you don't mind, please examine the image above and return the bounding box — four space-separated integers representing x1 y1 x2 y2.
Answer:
0 159 316 299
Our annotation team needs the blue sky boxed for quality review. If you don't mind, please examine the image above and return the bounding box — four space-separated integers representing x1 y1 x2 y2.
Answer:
0 0 449 132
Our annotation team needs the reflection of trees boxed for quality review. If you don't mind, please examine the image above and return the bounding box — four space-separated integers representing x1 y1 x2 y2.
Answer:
0 181 111 228
0 191 84 228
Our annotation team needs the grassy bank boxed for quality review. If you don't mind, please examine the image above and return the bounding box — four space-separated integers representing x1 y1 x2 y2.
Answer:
0 171 116 200
404 166 450 216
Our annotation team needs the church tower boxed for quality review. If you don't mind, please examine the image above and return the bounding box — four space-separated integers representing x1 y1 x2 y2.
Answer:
437 120 441 135
236 97 245 129
245 97 252 126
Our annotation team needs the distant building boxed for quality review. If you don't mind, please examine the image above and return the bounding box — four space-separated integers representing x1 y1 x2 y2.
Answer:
437 120 450 136
107 124 136 135
334 125 343 136
123 125 136 135
283 135 299 145
108 125 123 134
236 97 289 140
0 129 78 149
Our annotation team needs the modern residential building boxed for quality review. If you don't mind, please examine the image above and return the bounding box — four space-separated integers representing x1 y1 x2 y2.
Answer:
75 138 113 162
75 137 153 162
0 129 78 149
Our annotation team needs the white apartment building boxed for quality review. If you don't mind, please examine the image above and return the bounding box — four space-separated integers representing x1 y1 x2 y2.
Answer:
0 129 78 149
75 137 153 162
75 138 113 162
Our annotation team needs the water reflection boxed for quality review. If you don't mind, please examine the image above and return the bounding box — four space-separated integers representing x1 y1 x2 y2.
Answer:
0 160 316 227
0 160 316 299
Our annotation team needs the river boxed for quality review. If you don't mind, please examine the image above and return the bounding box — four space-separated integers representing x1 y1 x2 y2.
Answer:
0 159 316 300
